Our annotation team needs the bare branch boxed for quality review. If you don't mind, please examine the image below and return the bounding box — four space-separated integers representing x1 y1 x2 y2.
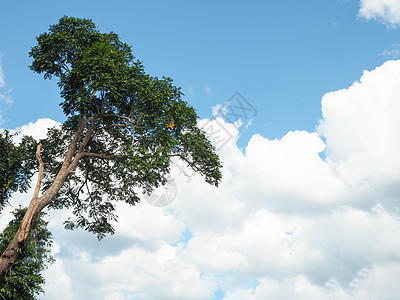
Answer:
33 143 44 201
104 112 146 147
89 89 97 101
135 112 145 125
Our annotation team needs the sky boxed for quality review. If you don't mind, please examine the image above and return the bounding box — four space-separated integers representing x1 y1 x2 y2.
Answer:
1 0 400 299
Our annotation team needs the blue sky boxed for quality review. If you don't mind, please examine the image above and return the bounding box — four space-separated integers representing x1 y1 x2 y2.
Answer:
1 0 399 142
2 1 400 299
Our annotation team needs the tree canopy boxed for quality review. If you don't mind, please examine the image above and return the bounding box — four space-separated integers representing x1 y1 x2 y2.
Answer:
28 16 222 238
0 132 36 210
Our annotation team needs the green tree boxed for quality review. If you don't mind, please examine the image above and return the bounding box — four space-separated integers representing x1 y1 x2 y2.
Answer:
0 132 37 209
0 134 53 298
0 207 53 299
0 16 222 280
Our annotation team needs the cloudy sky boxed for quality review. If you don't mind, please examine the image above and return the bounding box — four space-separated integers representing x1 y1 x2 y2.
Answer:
1 0 400 299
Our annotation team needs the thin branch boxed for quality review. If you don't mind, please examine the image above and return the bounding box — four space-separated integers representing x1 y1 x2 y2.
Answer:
62 62 70 72
128 93 138 119
85 171 93 205
32 143 44 200
79 152 129 160
103 114 135 124
104 112 145 147
135 112 145 125
72 162 89 205
89 89 97 101
131 128 135 147
169 153 201 172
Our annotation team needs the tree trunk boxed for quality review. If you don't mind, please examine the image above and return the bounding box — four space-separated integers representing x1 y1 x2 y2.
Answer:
0 200 41 279
0 143 46 280
0 114 88 282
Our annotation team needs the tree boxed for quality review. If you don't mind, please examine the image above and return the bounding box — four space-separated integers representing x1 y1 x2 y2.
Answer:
0 132 36 210
0 134 52 298
0 16 222 280
0 207 53 299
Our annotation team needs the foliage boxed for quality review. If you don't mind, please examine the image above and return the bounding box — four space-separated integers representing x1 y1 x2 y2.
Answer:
0 208 54 299
28 16 222 239
0 132 37 210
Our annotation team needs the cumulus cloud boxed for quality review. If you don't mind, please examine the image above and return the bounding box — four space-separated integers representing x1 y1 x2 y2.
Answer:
13 118 60 141
224 262 400 300
42 244 74 300
358 0 400 26
318 60 400 202
8 59 400 299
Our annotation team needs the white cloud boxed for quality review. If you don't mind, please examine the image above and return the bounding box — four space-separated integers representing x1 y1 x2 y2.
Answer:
9 59 400 299
240 131 350 208
212 103 228 118
318 60 400 190
0 62 5 88
224 262 400 300
113 201 185 245
0 57 12 106
358 0 400 26
244 119 253 129
42 244 74 300
379 44 400 59
13 118 60 142
43 243 216 300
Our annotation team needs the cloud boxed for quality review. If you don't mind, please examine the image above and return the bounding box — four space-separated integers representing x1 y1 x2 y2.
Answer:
42 243 74 300
379 44 400 59
0 62 5 88
9 59 400 299
224 262 400 300
212 103 228 118
0 57 12 106
358 0 400 26
318 60 400 194
13 118 61 142
205 84 212 95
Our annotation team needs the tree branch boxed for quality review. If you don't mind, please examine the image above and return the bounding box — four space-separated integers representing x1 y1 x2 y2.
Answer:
64 113 87 164
169 153 201 172
32 143 44 201
89 89 97 101
103 114 136 124
38 112 90 208
68 113 103 173
79 152 129 160
77 115 100 153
